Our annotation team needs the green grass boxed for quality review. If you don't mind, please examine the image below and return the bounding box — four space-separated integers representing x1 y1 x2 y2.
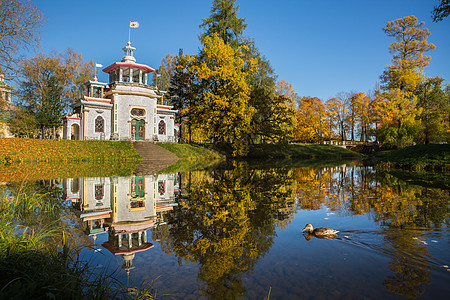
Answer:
157 143 223 160
157 143 224 173
246 143 363 160
377 144 450 172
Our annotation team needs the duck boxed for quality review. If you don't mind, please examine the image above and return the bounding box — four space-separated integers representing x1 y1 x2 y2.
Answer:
302 224 339 236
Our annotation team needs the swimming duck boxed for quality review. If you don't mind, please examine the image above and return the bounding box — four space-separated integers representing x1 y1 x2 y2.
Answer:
302 224 339 236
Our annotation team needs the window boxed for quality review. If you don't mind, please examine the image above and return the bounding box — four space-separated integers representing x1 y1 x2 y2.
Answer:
70 179 79 194
95 116 104 133
158 120 166 135
95 184 104 200
158 181 165 195
131 108 145 116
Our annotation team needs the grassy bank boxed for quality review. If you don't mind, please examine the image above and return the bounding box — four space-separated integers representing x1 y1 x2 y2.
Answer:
376 144 450 189
246 143 363 160
0 160 138 182
157 143 223 160
376 144 450 172
0 138 140 165
157 143 224 172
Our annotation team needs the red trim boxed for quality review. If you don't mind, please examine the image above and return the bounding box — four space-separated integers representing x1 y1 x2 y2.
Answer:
63 117 82 120
102 242 154 255
103 62 155 73
84 212 111 218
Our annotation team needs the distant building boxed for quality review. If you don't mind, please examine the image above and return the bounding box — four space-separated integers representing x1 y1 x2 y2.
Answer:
63 41 179 142
0 73 14 138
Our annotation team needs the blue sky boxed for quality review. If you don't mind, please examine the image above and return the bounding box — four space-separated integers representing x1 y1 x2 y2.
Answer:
32 0 449 100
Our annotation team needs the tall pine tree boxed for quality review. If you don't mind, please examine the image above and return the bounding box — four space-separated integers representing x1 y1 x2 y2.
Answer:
200 0 247 48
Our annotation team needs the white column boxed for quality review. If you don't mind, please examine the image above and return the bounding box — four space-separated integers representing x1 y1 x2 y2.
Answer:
142 230 147 242
129 68 133 83
128 233 132 248
139 69 143 84
119 69 123 82
138 231 142 246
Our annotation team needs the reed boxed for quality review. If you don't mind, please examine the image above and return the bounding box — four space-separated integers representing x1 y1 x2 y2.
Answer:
0 184 157 299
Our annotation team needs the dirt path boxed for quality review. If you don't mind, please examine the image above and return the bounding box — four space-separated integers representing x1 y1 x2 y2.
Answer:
132 142 179 175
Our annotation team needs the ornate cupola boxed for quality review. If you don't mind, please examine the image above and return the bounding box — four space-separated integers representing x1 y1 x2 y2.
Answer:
102 41 155 86
122 41 136 63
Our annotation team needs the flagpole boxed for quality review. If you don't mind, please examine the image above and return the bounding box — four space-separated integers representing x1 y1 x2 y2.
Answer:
128 26 131 43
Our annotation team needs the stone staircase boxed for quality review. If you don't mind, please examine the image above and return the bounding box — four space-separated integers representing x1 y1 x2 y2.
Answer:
132 141 179 175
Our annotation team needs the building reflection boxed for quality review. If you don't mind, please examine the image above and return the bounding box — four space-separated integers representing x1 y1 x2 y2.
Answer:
63 173 180 274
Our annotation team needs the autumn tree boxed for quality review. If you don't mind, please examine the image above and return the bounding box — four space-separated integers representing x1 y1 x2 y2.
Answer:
198 0 296 146
432 0 449 22
188 34 256 156
272 80 298 142
152 54 177 104
378 16 435 146
0 0 44 74
200 0 247 48
351 92 373 141
326 96 348 141
17 49 94 112
295 96 329 143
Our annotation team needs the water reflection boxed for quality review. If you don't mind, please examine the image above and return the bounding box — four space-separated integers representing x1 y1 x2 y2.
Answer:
62 173 180 275
159 162 448 299
3 162 448 299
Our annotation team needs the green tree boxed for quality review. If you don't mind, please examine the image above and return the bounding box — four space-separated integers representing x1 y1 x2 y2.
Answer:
432 0 449 22
415 76 450 143
35 75 64 138
0 0 44 74
7 107 38 137
169 51 198 143
200 0 247 48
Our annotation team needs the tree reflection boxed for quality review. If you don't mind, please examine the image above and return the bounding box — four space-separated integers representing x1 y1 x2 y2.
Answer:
157 162 447 299
383 230 431 299
291 165 448 298
159 162 296 299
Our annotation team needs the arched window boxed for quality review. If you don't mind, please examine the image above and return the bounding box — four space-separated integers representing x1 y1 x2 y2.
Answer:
71 124 80 140
95 116 104 133
158 120 166 135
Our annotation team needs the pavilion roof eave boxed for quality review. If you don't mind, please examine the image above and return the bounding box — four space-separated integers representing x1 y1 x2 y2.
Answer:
103 62 155 74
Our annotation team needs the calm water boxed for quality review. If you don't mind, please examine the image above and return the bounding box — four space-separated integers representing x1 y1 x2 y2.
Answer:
2 161 449 299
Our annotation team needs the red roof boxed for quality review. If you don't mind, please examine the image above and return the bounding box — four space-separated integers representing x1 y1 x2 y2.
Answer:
103 62 155 74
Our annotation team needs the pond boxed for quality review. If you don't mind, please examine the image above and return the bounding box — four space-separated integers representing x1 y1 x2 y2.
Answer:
1 160 449 299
